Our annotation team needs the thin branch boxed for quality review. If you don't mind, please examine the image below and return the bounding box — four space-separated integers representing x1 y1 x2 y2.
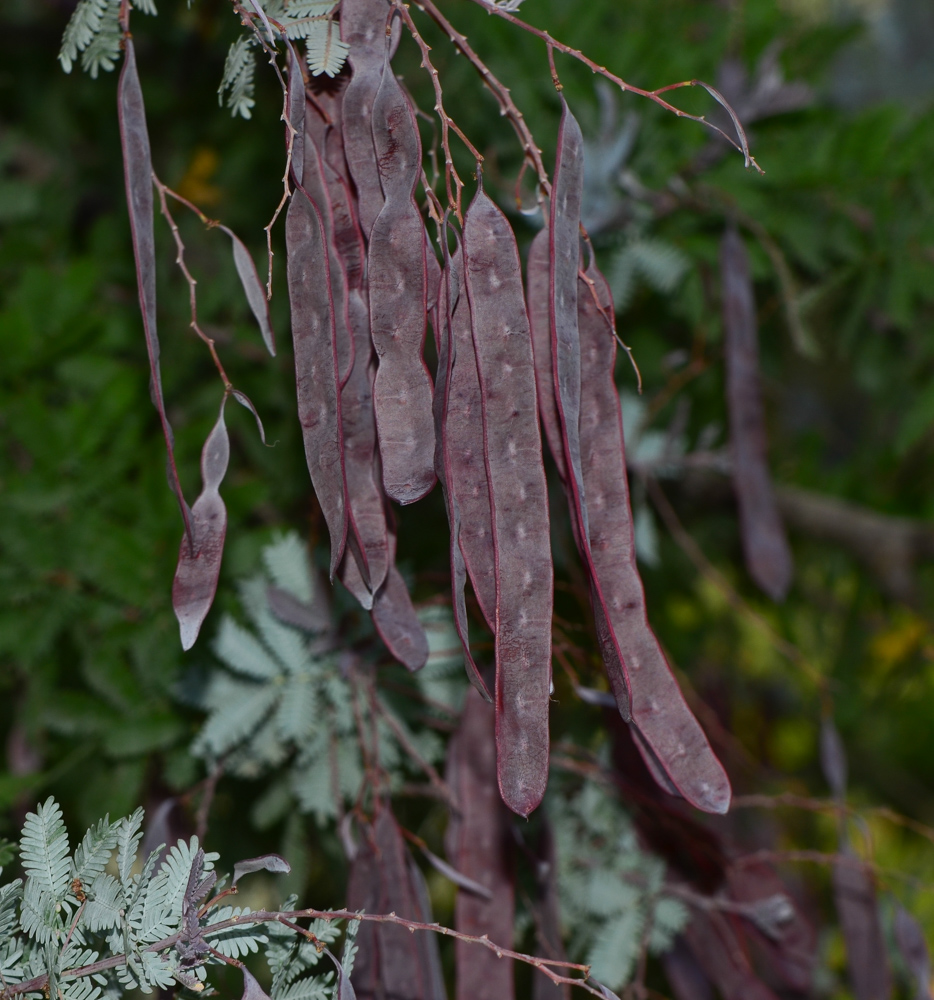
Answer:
464 0 761 172
6 907 602 999
371 692 457 808
391 0 482 222
414 0 551 196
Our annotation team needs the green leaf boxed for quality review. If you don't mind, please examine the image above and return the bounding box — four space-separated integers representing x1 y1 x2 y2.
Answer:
20 797 71 899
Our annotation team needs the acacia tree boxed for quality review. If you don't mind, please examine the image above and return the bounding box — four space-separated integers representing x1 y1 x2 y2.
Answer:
2 1 934 999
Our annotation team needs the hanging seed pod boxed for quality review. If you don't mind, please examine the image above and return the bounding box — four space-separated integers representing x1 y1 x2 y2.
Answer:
340 0 393 239
286 186 348 580
527 225 567 482
434 237 492 700
463 185 553 819
576 251 731 814
445 686 515 1000
721 224 793 602
172 401 230 650
368 51 436 504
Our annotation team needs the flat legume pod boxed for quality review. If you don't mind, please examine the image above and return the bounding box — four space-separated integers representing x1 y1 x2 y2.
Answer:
303 121 354 385
434 241 493 700
172 402 229 650
347 809 438 1000
721 225 793 602
578 255 731 814
526 226 567 481
371 564 430 672
445 685 515 1000
463 187 553 818
550 97 588 541
340 289 391 602
368 58 436 504
340 0 392 238
286 187 348 579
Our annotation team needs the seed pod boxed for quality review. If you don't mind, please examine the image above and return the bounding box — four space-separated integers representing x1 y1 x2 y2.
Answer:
339 289 391 603
172 401 230 650
118 37 190 544
286 187 348 579
445 686 516 1000
340 0 392 238
368 57 436 504
832 849 892 1000
434 238 492 700
303 119 355 385
550 96 588 539
577 253 731 815
445 274 497 633
526 226 567 481
346 807 440 1000
371 537 429 671
463 186 553 819
721 224 793 602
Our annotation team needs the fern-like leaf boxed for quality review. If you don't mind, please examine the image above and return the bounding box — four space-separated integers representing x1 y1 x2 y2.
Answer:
0 879 24 943
194 675 281 759
80 0 122 79
204 906 268 958
219 37 257 120
214 616 280 680
82 873 123 933
58 0 110 73
20 877 63 944
21 798 71 900
303 19 349 77
72 816 119 887
262 532 315 603
116 809 145 889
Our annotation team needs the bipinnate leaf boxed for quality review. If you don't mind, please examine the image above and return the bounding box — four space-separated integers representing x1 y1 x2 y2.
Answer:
232 853 291 887
220 228 276 356
118 37 192 545
20 797 70 899
173 401 231 650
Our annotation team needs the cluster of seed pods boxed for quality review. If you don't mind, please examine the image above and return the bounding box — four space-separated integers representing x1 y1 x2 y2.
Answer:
284 0 731 818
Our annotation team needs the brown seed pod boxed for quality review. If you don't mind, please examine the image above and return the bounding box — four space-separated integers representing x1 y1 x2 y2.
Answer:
463 185 553 819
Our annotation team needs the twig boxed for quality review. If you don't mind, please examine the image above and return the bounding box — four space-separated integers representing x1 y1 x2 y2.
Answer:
731 791 934 850
463 0 762 173
414 0 551 195
7 907 601 999
391 0 482 222
194 759 225 843
152 172 233 391
372 693 457 808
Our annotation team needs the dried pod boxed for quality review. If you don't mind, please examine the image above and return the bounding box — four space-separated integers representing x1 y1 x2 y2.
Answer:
445 686 515 1000
721 224 794 602
463 186 553 818
832 849 893 1000
576 252 731 814
172 402 230 650
340 0 392 238
285 187 348 579
367 55 436 504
